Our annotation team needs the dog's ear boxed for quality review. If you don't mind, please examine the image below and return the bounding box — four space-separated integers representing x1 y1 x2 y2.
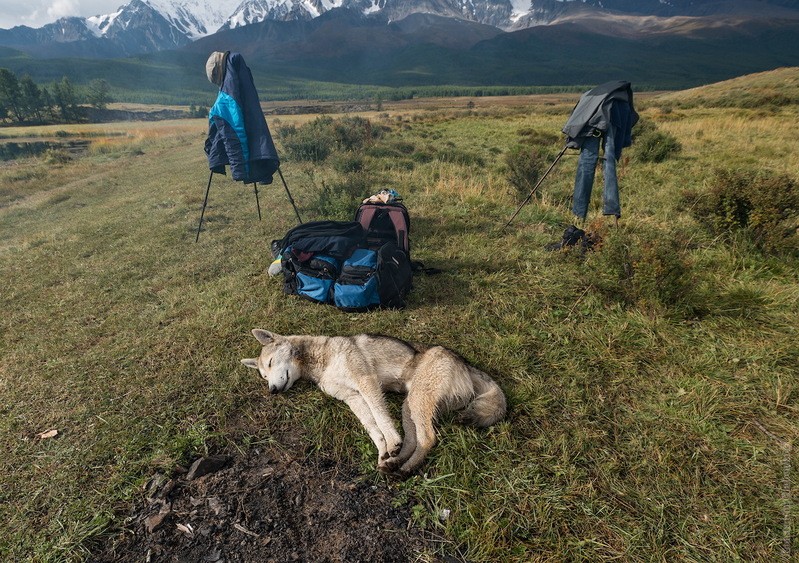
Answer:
252 329 277 345
241 358 258 370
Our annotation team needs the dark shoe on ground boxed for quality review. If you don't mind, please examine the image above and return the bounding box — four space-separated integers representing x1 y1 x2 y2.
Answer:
546 225 585 251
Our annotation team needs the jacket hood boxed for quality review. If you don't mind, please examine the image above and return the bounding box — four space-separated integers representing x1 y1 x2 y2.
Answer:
205 51 229 86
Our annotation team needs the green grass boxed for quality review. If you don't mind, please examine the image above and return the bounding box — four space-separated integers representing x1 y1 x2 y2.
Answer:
1 76 798 561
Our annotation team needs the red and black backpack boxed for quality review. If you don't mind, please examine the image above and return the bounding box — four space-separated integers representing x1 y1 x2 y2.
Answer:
355 202 413 308
355 202 410 253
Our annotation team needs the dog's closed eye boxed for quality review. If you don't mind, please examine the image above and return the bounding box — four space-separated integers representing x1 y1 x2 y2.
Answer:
268 359 272 368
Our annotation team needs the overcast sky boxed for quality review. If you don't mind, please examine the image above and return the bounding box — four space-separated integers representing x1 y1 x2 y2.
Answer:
0 0 124 30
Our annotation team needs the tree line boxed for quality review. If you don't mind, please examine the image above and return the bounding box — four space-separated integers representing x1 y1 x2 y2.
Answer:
0 68 112 125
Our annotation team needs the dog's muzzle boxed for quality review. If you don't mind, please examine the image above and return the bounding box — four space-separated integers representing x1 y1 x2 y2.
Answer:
269 372 290 394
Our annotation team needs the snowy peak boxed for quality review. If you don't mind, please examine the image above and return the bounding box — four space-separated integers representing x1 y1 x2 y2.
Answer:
143 0 242 38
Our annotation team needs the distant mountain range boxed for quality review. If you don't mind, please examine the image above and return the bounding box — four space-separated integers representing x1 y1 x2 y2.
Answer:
0 0 798 100
186 8 799 89
1 0 798 58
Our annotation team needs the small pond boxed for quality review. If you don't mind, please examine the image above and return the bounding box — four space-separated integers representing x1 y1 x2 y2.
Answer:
0 138 92 161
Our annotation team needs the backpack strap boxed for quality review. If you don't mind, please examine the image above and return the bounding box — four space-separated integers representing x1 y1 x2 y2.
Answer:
355 205 378 232
386 207 409 252
410 260 442 275
356 203 411 252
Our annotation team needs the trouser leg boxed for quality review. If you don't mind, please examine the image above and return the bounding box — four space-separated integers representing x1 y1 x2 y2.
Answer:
572 135 600 220
602 123 621 218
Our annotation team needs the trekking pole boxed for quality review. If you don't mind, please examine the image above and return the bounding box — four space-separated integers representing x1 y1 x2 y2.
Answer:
253 182 262 220
195 171 214 243
503 145 569 230
278 167 303 225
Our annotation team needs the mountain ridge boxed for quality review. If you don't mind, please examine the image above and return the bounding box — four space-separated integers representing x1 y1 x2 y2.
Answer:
1 0 798 58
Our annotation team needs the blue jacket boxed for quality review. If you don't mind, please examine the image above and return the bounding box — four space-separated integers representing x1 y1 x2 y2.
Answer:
204 52 279 184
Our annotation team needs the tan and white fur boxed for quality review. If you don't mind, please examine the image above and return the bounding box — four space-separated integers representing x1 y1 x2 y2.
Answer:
241 330 507 476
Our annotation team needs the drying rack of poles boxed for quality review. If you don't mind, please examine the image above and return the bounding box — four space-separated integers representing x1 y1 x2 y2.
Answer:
195 166 303 242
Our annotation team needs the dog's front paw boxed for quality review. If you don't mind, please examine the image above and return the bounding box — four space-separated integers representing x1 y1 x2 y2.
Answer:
379 455 401 474
380 442 402 461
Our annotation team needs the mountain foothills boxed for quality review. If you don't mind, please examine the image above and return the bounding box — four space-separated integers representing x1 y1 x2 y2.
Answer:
1 0 798 57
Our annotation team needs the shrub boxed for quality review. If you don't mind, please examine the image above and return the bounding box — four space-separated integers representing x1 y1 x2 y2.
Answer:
276 119 335 162
331 152 366 174
630 118 681 163
684 169 799 255
332 116 383 151
516 127 560 147
367 140 416 159
586 227 702 317
44 148 73 164
633 235 699 315
504 145 549 201
276 116 384 162
312 173 373 220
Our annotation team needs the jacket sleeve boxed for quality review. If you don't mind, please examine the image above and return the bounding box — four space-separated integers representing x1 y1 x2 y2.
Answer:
208 91 250 181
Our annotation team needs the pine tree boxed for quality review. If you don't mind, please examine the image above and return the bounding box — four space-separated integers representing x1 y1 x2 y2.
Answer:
0 68 23 122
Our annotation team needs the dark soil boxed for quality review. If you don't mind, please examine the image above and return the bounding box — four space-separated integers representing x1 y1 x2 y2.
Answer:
90 432 437 563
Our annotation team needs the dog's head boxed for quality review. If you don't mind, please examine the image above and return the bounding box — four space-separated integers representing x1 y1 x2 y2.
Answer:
241 329 302 394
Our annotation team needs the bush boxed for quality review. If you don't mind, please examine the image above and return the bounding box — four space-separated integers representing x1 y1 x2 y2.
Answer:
684 169 799 255
504 145 549 201
516 127 560 147
331 152 366 174
312 173 373 220
332 116 383 151
630 118 681 163
367 140 416 159
586 227 702 317
276 116 384 162
276 120 335 162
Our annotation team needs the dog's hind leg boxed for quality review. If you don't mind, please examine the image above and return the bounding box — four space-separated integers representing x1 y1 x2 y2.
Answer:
392 348 474 476
395 385 441 476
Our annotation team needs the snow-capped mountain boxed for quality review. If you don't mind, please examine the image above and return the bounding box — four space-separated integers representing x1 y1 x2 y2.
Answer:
136 0 243 38
223 0 345 30
84 0 243 41
0 0 797 58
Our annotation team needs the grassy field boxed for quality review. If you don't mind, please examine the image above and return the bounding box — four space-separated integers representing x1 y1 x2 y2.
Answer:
1 76 797 561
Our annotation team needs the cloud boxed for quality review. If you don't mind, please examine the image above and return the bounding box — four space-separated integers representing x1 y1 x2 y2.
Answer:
47 0 81 20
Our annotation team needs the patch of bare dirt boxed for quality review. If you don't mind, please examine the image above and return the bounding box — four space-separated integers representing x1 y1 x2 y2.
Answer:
90 433 438 563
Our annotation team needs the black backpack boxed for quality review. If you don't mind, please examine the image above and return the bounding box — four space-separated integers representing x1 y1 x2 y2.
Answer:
276 204 429 310
376 241 412 309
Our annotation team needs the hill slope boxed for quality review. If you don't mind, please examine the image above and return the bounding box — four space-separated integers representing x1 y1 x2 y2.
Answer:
654 66 799 108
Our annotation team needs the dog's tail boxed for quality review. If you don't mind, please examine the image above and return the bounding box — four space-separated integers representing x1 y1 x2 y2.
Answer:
459 367 507 427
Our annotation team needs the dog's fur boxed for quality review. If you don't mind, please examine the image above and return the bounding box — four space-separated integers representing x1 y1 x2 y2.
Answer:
241 330 507 475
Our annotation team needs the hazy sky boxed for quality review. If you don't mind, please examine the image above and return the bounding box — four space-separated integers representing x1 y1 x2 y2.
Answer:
0 0 124 30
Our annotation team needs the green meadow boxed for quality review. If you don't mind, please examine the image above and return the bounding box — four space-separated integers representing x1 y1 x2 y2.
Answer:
1 69 797 561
